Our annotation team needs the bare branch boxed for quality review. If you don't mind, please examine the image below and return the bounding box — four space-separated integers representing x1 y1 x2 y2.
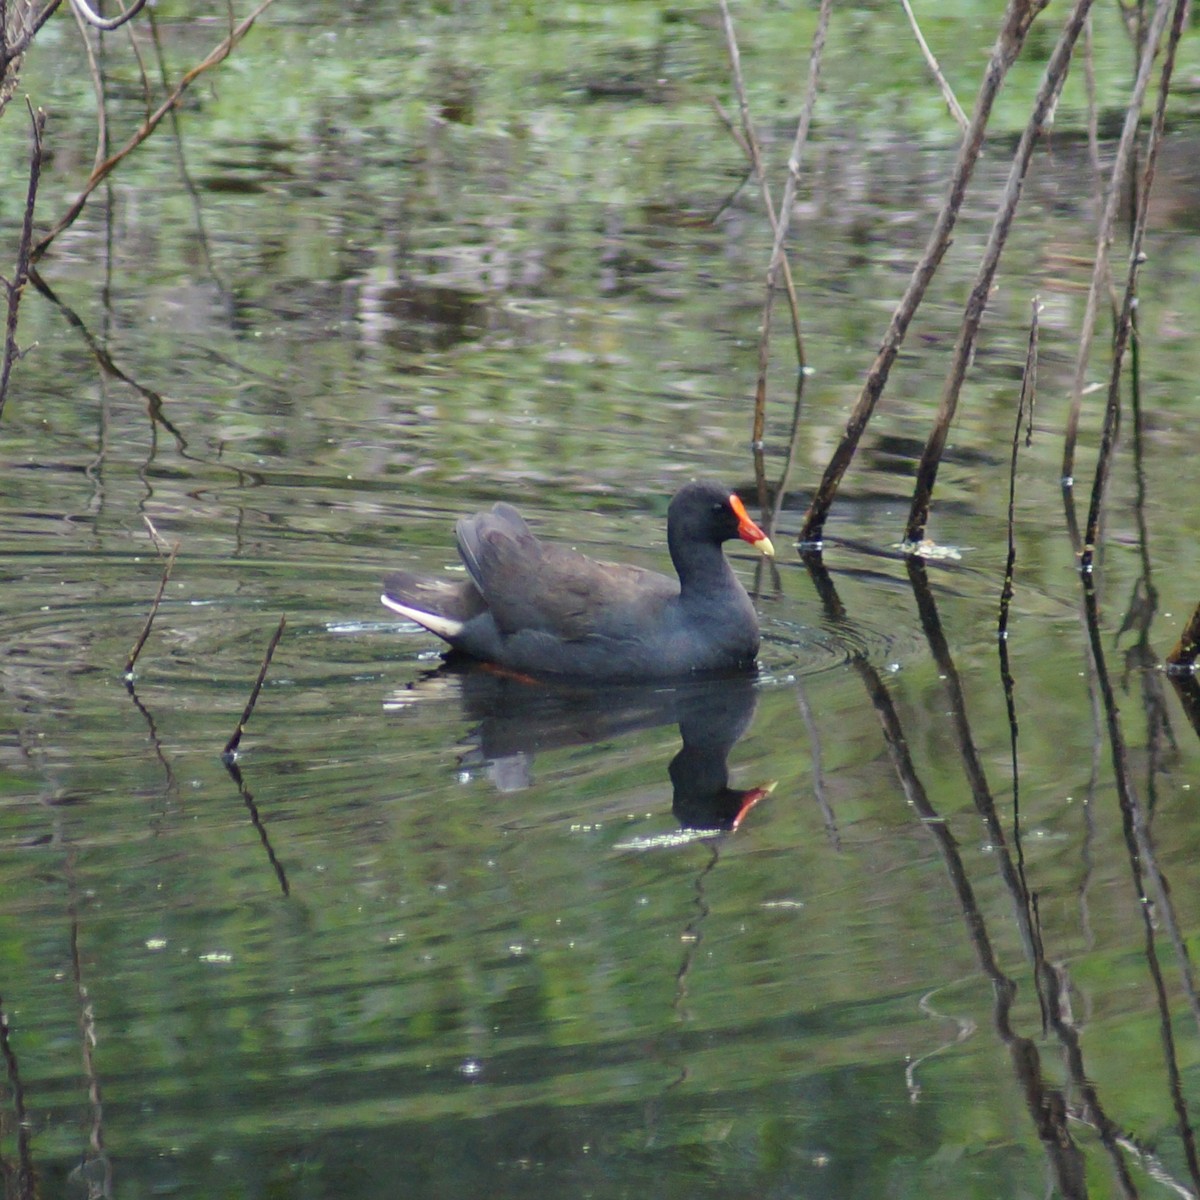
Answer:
223 616 287 759
0 101 46 423
68 0 149 32
717 0 808 517
124 539 181 676
904 0 1092 545
32 0 278 261
1080 0 1186 568
2 0 63 68
900 0 970 132
800 0 1051 546
1061 0 1175 486
68 0 109 173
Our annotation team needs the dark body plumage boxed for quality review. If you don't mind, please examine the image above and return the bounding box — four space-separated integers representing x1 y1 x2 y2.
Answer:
381 480 773 681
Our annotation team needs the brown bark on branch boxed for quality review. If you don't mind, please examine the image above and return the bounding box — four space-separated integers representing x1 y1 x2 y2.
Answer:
904 0 1092 546
0 101 46 423
31 0 277 261
1080 0 1184 570
800 0 1051 547
1061 0 1176 489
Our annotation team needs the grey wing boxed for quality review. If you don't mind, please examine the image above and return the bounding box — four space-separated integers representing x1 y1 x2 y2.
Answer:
455 503 536 596
491 547 677 641
457 503 677 641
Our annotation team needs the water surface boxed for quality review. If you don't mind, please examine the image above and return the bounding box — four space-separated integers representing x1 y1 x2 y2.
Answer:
1 4 1199 1198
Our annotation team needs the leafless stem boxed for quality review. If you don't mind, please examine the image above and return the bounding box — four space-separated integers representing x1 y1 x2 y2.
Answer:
904 0 1091 545
0 995 35 1200
1080 0 1184 568
0 101 45 424
998 297 1040 842
717 0 807 515
0 0 62 74
1061 0 1175 487
223 615 287 759
800 0 1051 546
1081 18 1107 274
761 0 832 537
68 0 109 174
900 0 970 132
32 0 278 261
123 538 180 676
148 4 226 289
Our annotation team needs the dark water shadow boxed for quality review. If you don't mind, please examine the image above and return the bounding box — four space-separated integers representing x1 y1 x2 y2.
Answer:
396 662 772 834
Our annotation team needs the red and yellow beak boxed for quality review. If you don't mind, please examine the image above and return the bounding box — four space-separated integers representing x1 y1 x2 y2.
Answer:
729 494 775 557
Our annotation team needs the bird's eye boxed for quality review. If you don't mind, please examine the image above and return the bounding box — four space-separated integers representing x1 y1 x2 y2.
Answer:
712 502 725 513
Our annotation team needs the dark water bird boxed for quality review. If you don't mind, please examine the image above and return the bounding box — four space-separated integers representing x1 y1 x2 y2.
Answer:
381 480 775 680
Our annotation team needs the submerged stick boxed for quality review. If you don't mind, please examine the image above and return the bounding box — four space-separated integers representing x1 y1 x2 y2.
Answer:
0 996 35 1200
29 267 190 451
223 757 291 896
124 532 180 675
998 298 1040 913
223 615 286 759
800 0 1049 546
904 0 1090 546
0 103 46 424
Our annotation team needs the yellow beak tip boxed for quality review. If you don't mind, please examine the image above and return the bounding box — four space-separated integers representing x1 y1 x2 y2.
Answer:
755 536 776 558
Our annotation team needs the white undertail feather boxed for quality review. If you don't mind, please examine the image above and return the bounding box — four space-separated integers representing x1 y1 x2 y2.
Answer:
380 594 464 639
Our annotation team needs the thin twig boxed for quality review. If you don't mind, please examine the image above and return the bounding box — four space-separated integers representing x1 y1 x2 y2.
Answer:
68 0 109 174
32 0 278 262
1061 0 1174 489
899 0 970 132
0 0 63 71
998 297 1040 910
762 0 829 365
1080 0 1184 567
29 266 191 451
904 0 1090 545
760 0 832 538
125 0 156 122
800 0 1050 546
0 101 46 423
148 4 226 290
0 996 36 1200
716 0 807 515
709 95 751 159
1080 14 1115 316
123 538 180 676
223 615 286 759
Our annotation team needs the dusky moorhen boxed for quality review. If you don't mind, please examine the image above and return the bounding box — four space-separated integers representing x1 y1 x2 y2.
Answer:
381 480 775 680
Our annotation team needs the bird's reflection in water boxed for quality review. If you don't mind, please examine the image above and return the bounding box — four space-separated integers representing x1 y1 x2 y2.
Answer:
389 662 772 834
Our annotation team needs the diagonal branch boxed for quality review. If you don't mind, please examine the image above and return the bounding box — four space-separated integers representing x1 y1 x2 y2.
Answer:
904 0 1093 545
31 0 278 262
800 0 1051 546
1060 0 1175 488
900 0 969 132
0 101 46 424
